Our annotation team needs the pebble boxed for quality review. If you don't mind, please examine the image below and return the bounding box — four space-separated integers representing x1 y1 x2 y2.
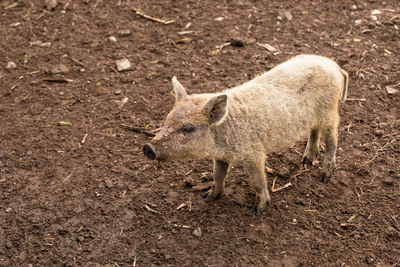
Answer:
278 167 290 178
105 179 113 189
5 207 12 213
109 36 117 42
50 64 69 74
383 177 393 186
114 90 121 95
374 129 384 136
115 58 131 72
193 227 202 237
45 0 57 10
6 61 16 69
184 176 196 187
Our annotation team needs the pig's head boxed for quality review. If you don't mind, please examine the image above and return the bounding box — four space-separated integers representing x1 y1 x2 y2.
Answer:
143 76 228 161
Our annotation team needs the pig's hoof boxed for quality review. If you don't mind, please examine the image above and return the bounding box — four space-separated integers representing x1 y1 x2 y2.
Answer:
321 173 330 183
252 206 264 215
205 192 221 202
302 157 313 166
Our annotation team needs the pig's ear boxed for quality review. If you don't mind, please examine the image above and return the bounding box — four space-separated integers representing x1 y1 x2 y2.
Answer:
204 94 228 126
171 76 188 102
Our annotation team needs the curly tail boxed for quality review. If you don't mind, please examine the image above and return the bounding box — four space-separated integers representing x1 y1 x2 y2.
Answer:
339 68 348 102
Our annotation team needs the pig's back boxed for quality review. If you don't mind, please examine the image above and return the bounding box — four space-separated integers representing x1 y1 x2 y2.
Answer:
222 55 343 153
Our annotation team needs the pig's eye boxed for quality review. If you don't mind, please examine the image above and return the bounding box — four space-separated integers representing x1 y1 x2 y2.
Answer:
181 125 196 134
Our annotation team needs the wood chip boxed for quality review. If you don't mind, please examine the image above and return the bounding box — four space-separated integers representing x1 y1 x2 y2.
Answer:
256 43 278 52
192 181 213 191
178 31 193 35
118 97 129 109
284 10 293 21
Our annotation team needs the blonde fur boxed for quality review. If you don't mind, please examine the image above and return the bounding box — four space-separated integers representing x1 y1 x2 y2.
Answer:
146 54 348 214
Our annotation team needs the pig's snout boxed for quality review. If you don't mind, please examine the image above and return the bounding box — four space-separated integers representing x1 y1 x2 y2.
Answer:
143 143 157 160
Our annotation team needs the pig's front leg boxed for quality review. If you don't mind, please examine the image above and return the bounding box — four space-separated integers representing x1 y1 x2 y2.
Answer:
205 160 229 202
243 154 271 215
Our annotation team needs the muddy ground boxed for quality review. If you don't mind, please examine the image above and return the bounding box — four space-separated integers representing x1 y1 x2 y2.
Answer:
0 0 399 266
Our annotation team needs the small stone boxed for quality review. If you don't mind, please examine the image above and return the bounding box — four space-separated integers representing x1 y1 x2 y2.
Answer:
278 167 290 178
105 179 113 189
386 86 398 95
215 17 224 21
184 176 196 187
77 236 85 242
6 61 16 69
355 19 362 25
59 91 64 96
5 207 12 213
193 227 202 237
374 129 384 136
114 90 121 95
109 36 117 42
246 38 257 45
50 64 69 74
115 58 131 72
350 5 357 10
45 0 57 10
40 42 52 47
383 177 394 186
371 9 382 15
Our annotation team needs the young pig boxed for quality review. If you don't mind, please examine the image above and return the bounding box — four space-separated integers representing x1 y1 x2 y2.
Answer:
143 54 348 214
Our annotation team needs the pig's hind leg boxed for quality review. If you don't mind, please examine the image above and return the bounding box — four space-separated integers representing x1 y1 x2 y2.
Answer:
302 127 321 166
205 160 229 202
243 154 271 215
321 111 340 182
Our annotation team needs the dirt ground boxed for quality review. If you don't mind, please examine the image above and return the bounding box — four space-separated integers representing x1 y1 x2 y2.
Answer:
0 0 399 266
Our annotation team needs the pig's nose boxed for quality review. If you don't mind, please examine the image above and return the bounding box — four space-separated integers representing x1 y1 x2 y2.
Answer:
143 143 157 160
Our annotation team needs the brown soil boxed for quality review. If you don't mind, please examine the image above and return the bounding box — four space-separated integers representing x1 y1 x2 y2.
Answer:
1 0 399 266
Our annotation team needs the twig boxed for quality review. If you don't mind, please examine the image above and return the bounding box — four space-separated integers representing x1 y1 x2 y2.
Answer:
289 168 309 181
144 204 161 214
271 177 292 192
121 124 155 137
5 2 18 9
81 133 88 144
63 174 73 182
93 0 102 9
133 256 137 267
71 57 86 67
43 78 74 83
131 7 175 25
